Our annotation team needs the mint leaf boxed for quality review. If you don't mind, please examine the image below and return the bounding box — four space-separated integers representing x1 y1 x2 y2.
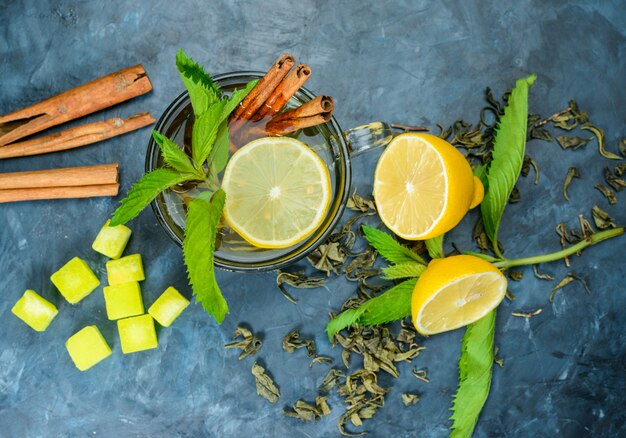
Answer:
381 262 426 280
183 189 229 323
211 121 230 173
362 225 426 265
222 79 258 119
326 278 417 340
192 100 227 167
110 168 197 226
450 310 496 438
176 49 220 115
152 130 200 176
481 75 536 252
425 235 444 259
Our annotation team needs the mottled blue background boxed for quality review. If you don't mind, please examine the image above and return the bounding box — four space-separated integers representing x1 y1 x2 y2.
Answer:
1 1 625 437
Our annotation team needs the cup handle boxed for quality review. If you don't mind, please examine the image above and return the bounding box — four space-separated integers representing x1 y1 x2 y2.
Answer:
344 122 393 157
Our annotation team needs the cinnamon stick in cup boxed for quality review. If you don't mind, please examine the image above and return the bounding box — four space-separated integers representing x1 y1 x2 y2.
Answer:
265 96 334 135
0 65 152 147
251 64 311 122
0 113 154 159
229 54 295 123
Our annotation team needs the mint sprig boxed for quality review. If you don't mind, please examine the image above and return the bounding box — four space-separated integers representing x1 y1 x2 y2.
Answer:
110 49 256 323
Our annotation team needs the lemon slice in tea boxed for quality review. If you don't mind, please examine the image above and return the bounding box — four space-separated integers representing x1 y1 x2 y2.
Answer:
222 136 331 249
411 255 507 335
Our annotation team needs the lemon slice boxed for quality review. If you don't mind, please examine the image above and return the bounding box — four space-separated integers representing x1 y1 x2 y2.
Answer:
411 255 507 335
373 133 483 240
222 136 331 249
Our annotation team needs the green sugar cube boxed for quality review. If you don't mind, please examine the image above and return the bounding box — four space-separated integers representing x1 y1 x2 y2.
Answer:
11 290 58 332
66 325 112 371
103 281 144 320
117 314 158 354
148 287 190 327
92 219 132 259
50 257 100 304
106 254 144 285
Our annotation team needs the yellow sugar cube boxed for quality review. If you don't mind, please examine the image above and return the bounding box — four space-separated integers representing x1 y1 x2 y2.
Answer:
148 287 190 327
50 257 100 304
11 290 58 332
117 314 158 354
92 219 132 259
106 254 145 285
65 325 112 371
103 281 144 320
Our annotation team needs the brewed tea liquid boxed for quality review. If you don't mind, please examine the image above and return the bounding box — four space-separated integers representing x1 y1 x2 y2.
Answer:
156 89 337 266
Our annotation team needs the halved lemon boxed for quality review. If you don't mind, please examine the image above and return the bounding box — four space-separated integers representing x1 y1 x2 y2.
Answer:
373 133 484 240
221 136 331 249
411 255 507 335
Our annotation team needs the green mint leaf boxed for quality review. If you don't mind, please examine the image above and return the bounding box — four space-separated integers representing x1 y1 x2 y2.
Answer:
425 235 444 259
222 79 258 119
183 189 229 323
481 75 536 250
326 278 417 340
176 49 220 115
152 130 200 176
450 310 496 438
192 100 227 167
362 225 426 265
381 262 426 280
110 168 197 226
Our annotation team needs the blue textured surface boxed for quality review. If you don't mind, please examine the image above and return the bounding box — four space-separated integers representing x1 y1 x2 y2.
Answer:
1 1 625 437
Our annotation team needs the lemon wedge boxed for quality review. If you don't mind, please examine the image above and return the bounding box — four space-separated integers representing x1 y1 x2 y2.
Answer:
373 133 484 240
411 255 507 335
222 136 331 249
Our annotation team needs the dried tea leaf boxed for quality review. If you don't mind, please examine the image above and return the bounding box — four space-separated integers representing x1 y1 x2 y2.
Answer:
521 155 540 184
505 290 516 301
319 368 345 393
494 346 504 367
581 122 621 160
277 271 326 289
402 393 420 406
347 193 376 212
310 355 333 367
549 273 591 302
578 214 595 239
473 217 490 251
604 167 626 192
224 326 262 360
283 397 330 422
591 205 616 229
283 330 317 357
556 136 591 150
595 184 617 205
562 167 581 201
529 126 553 142
619 138 626 158
532 265 555 281
307 242 346 276
614 163 626 177
509 186 520 204
511 308 543 318
508 271 524 281
251 362 280 404
412 368 430 383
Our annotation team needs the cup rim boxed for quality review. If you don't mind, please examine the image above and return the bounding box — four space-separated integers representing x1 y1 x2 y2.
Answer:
146 70 352 272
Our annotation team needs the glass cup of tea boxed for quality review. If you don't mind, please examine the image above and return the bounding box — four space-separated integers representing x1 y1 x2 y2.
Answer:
146 71 392 272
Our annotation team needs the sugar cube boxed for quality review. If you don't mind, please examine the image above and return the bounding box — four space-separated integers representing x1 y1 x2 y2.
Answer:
11 290 58 332
117 314 158 354
148 287 190 327
66 325 112 371
50 257 100 304
103 281 144 320
92 219 132 259
106 254 144 285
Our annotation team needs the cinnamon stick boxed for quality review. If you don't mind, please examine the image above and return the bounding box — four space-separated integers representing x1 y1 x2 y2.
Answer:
0 113 154 159
251 64 311 122
229 54 295 123
265 96 334 135
0 184 119 203
0 163 118 190
0 65 152 147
